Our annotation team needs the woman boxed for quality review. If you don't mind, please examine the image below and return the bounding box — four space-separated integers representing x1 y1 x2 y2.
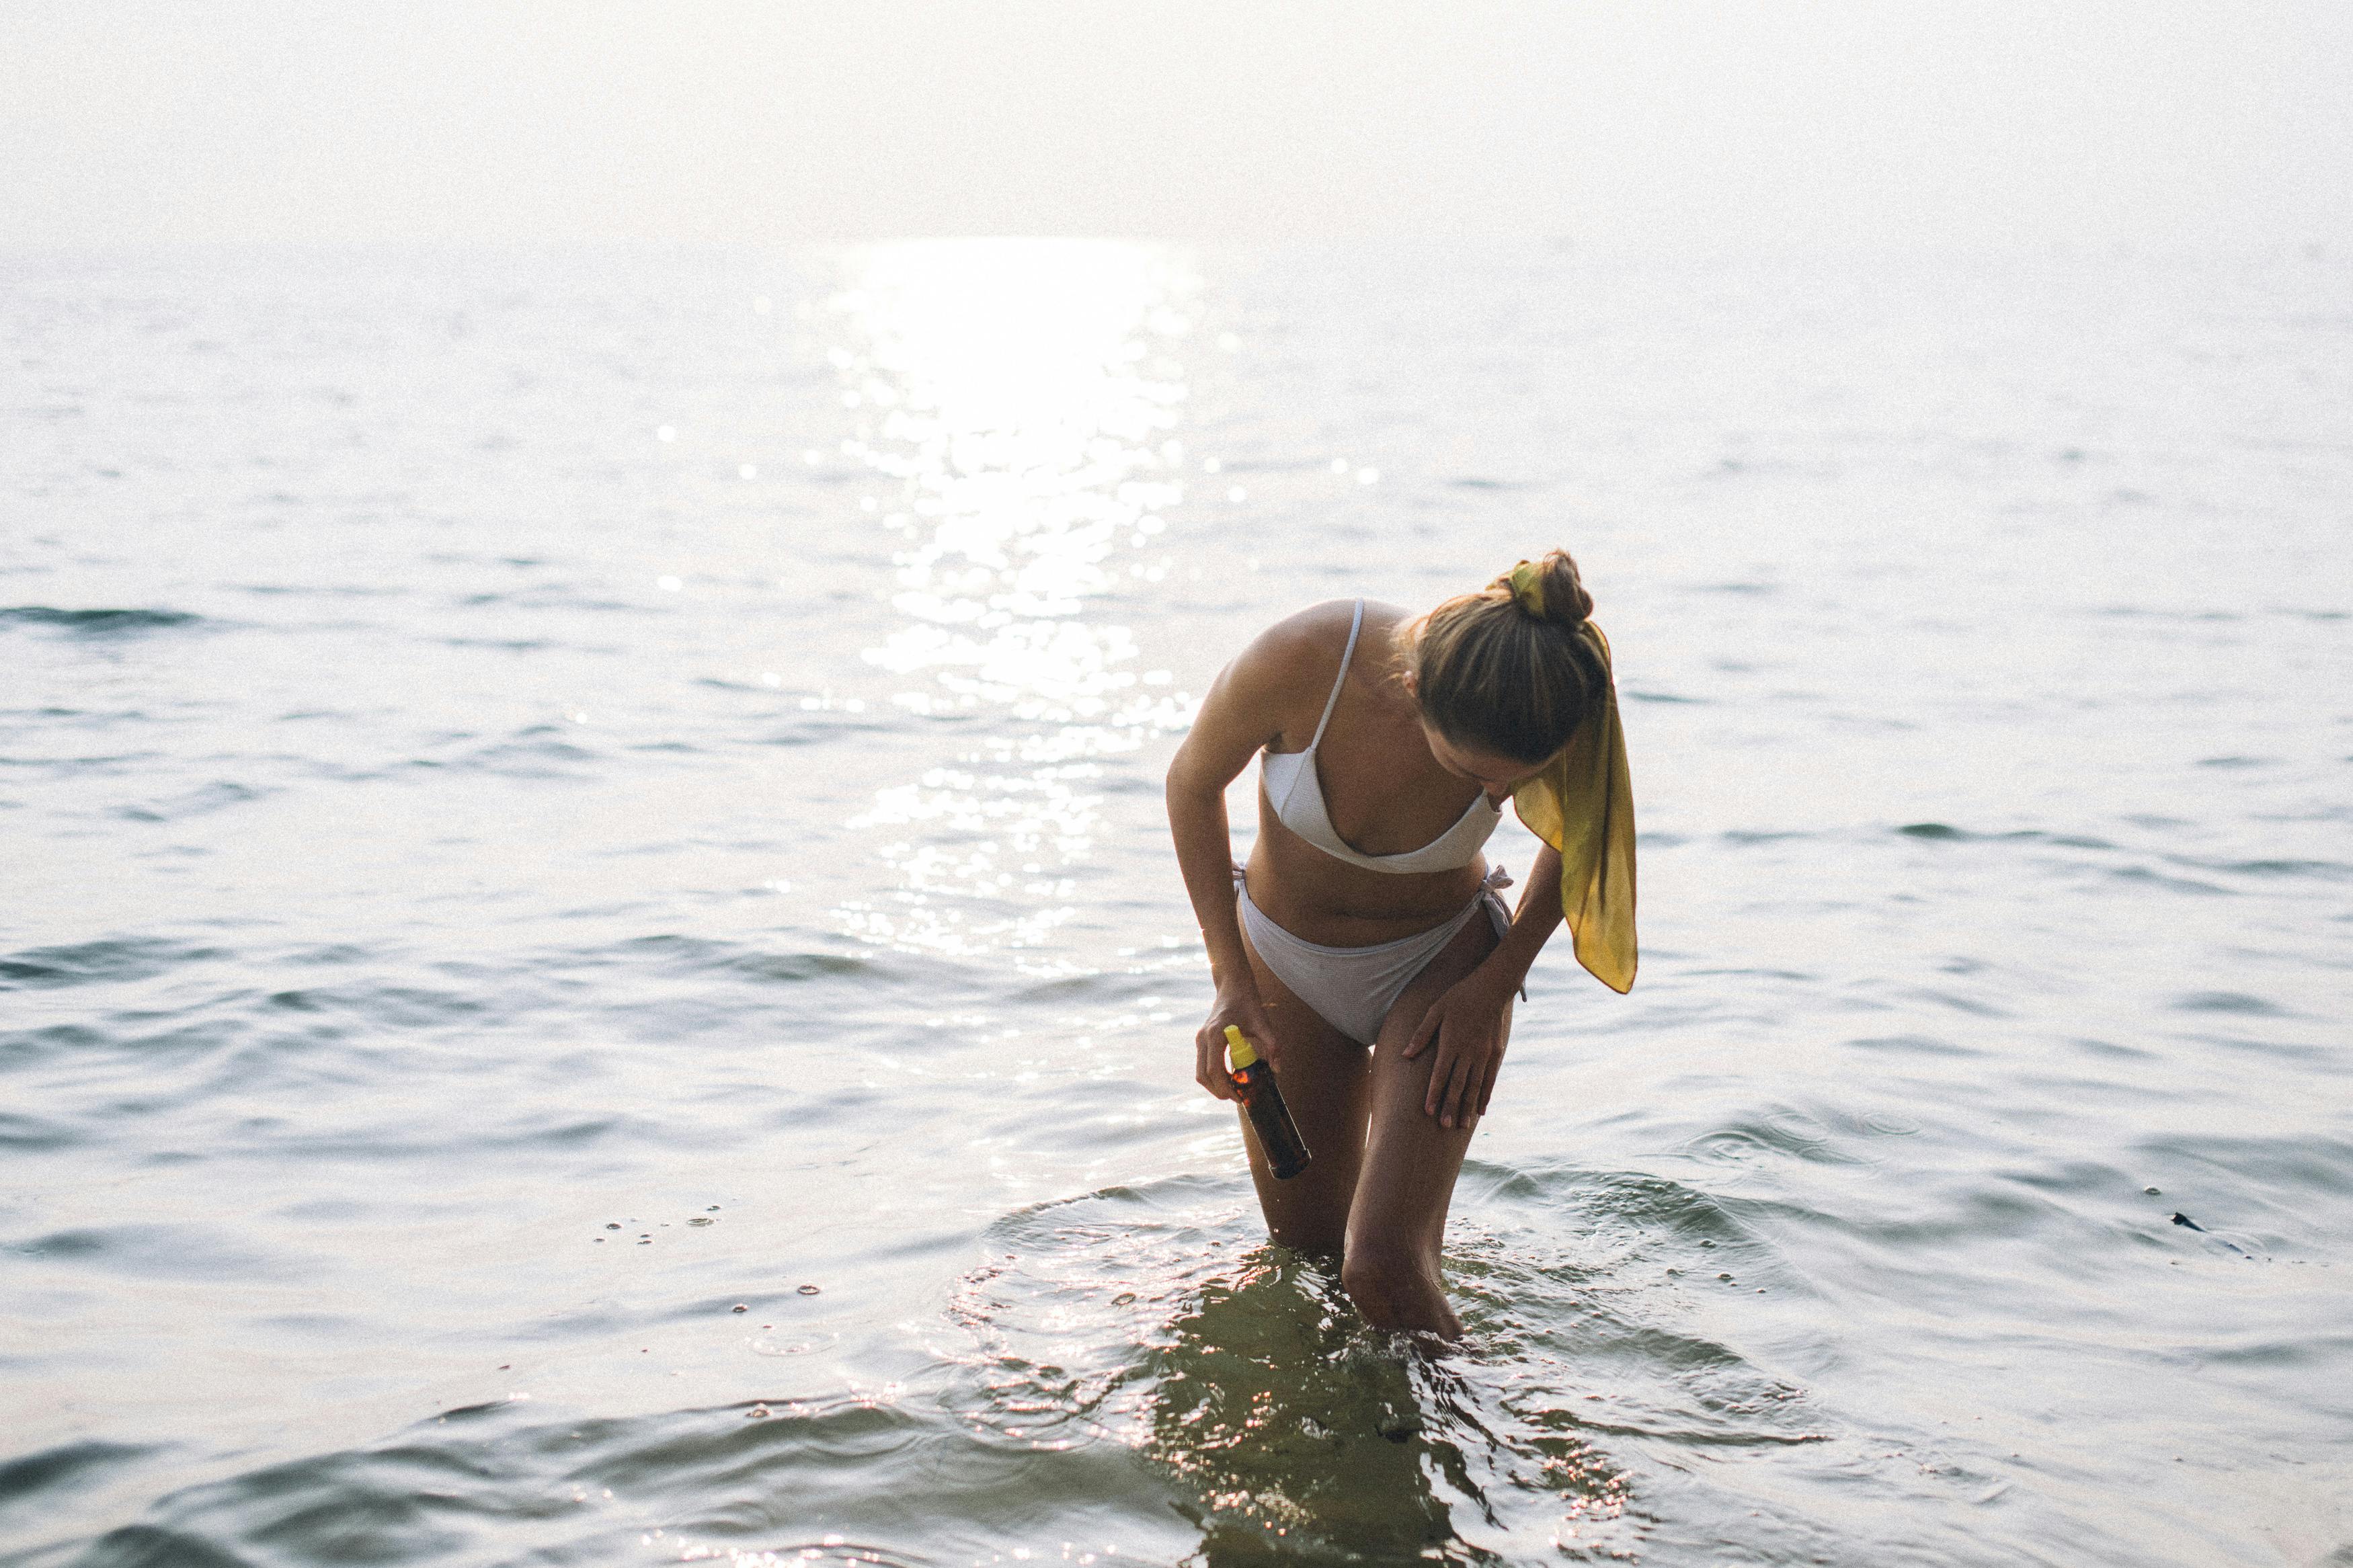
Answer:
1165 550 1636 1339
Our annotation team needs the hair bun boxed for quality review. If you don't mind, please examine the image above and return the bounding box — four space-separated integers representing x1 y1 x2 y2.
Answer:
1501 550 1594 626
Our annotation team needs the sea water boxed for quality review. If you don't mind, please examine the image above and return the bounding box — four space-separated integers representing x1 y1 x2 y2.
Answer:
2 240 2348 1566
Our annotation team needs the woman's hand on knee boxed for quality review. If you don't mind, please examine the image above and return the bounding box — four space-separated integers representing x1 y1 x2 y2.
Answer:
1195 987 1276 1102
1404 977 1511 1128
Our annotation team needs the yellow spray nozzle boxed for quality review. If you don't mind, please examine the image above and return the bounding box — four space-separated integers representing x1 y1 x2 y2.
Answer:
1223 1024 1260 1070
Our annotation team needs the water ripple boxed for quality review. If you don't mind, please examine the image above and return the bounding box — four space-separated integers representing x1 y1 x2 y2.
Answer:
0 608 204 637
0 937 223 991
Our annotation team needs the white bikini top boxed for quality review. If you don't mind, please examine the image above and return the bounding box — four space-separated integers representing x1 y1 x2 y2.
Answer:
1259 600 1503 874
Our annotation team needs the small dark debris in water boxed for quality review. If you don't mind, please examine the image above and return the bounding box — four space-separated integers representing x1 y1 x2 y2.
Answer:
1113 1292 1136 1305
594 1237 603 1243
1376 1414 1423 1442
748 1404 770 1418
2145 1187 2161 1196
689 1217 713 1227
606 1223 621 1231
798 1284 821 1295
1700 1240 1716 1248
637 1239 651 1245
731 1303 748 1313
1718 1272 1733 1281
2171 1211 2251 1255
498 1364 510 1370
707 1205 721 1212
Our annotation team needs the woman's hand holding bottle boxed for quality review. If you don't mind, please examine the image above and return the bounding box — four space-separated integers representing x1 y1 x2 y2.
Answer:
1195 985 1277 1102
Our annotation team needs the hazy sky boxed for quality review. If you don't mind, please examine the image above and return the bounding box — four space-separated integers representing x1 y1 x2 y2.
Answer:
4 0 2348 249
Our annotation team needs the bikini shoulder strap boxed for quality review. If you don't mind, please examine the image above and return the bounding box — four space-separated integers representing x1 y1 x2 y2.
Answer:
1305 599 1364 750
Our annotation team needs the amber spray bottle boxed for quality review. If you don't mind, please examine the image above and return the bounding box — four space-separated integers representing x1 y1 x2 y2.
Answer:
1225 1025 1312 1180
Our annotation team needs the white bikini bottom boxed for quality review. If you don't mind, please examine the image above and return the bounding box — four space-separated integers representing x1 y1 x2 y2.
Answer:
1234 864 1513 1048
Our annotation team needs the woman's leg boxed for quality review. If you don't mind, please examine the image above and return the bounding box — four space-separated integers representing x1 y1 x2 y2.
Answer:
1235 904 1371 1258
1339 909 1509 1338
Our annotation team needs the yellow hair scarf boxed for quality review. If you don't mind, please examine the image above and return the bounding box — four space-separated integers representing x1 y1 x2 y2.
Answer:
1504 563 1638 993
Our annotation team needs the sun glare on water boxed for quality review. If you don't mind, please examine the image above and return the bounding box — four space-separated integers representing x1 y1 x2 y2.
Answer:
832 241 1199 960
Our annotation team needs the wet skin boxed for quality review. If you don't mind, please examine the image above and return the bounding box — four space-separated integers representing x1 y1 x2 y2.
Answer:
1166 598 1568 1337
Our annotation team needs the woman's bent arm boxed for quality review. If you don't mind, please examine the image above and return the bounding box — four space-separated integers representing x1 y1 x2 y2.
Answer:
1476 839 1568 999
1404 839 1568 1127
1164 636 1302 1096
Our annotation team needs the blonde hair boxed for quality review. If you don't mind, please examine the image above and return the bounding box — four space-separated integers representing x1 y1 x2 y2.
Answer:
1398 548 1603 764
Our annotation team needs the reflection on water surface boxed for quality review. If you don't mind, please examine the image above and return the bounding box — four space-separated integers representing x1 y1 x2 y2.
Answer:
832 242 1195 961
939 1178 1656 1564
3 244 2345 1567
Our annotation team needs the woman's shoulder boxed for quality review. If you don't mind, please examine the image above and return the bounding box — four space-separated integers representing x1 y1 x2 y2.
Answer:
1243 597 1409 665
1249 598 1353 657
1218 598 1411 724
1198 599 1413 751
1225 600 1361 694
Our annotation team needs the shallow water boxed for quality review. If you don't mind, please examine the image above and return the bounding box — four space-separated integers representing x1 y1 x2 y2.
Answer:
2 240 2348 1567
